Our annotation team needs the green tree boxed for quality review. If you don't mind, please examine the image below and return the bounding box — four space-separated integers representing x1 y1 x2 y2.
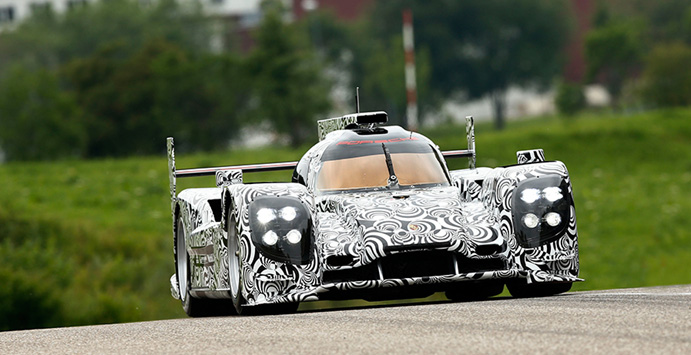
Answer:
583 1 691 109
0 65 85 161
298 10 432 126
628 0 691 44
65 39 247 156
585 20 644 107
0 0 224 158
248 1 330 146
640 43 691 107
588 1 691 46
366 0 571 130
152 51 251 152
64 40 145 157
555 80 586 116
0 0 211 73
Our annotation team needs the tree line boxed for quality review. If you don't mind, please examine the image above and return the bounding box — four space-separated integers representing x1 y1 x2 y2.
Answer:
562 0 691 114
0 0 575 161
0 0 329 160
1 0 688 161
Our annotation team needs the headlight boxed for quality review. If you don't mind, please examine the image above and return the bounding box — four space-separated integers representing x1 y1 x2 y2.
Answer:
520 189 541 204
262 231 279 246
523 213 540 229
256 208 277 224
286 229 302 244
249 196 312 264
544 212 562 227
512 175 571 248
279 206 297 221
543 187 563 202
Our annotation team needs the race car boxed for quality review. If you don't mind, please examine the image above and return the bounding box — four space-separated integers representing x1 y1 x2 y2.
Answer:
167 111 582 316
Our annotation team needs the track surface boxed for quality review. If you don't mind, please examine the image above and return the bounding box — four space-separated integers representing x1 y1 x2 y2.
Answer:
2 285 690 354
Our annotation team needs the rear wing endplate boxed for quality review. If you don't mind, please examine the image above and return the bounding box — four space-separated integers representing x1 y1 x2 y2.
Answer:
440 116 476 169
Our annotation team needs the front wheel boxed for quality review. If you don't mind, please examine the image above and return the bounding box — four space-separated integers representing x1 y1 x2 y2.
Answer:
507 281 572 298
176 216 232 317
227 206 299 315
228 206 252 315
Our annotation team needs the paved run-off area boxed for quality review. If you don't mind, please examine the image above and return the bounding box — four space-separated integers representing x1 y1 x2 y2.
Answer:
1 285 690 354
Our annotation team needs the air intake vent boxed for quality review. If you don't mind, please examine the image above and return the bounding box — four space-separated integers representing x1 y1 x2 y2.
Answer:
326 255 354 267
475 244 505 256
321 252 507 284
323 263 378 284
381 251 454 279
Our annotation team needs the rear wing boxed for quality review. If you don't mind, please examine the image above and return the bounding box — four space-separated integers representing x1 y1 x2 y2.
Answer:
166 115 475 206
166 137 297 211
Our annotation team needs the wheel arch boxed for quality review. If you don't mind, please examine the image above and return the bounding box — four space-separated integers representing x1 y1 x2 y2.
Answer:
221 188 234 231
173 201 183 269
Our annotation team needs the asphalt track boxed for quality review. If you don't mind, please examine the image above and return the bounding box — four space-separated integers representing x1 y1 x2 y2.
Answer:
1 285 689 354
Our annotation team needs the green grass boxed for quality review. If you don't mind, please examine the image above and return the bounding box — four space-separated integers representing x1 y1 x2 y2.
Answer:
430 109 691 291
1 108 689 329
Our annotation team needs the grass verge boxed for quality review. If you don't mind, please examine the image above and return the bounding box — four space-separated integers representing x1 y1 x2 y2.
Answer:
0 108 689 329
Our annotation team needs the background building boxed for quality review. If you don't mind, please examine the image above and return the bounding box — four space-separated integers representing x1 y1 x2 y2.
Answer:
0 0 264 32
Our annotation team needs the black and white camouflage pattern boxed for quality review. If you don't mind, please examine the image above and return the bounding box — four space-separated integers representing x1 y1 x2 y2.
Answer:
517 149 546 164
466 116 476 169
215 169 243 187
171 125 580 307
317 116 358 141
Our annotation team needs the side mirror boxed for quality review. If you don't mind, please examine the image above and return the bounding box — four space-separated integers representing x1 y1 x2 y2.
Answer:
517 149 545 164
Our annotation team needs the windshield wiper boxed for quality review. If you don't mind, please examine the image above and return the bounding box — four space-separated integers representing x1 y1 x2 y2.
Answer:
381 143 399 189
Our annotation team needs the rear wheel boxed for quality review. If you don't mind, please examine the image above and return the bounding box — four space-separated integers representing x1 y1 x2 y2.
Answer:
176 216 230 317
507 281 572 298
446 281 504 301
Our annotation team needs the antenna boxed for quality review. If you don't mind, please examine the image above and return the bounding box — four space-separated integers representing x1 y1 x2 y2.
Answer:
355 87 360 113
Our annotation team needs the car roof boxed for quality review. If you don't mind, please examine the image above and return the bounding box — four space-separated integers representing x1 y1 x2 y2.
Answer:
321 126 436 161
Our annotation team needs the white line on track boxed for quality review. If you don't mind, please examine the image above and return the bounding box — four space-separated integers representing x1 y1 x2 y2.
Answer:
579 292 691 297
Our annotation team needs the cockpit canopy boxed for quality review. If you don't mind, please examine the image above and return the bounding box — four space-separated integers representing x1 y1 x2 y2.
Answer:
298 126 450 193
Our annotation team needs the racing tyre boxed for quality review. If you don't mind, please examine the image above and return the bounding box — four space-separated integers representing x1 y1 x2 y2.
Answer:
176 216 232 317
445 281 504 301
507 281 572 298
227 207 249 315
227 206 299 316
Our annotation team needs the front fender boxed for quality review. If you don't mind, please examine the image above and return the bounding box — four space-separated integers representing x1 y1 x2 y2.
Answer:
222 183 320 305
480 161 579 280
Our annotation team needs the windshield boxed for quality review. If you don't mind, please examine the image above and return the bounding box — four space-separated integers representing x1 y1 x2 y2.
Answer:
317 151 449 192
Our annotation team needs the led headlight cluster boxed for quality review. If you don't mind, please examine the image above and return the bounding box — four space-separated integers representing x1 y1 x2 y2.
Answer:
256 206 298 224
512 175 571 248
248 196 312 264
259 228 304 246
